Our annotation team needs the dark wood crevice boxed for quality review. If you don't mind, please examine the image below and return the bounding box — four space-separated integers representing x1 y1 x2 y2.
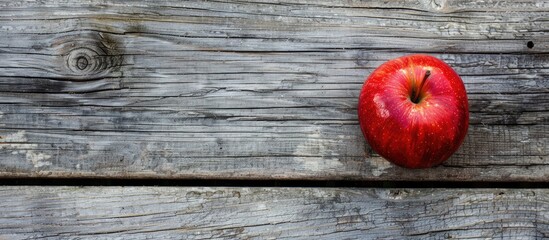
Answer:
1 178 548 189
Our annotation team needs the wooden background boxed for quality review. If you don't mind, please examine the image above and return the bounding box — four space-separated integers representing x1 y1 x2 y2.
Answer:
0 0 548 238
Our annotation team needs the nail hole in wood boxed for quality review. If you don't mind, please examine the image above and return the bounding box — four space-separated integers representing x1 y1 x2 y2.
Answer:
527 41 534 49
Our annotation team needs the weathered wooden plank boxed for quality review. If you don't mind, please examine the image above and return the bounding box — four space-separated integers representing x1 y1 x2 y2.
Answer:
0 0 547 180
0 124 547 180
0 186 547 239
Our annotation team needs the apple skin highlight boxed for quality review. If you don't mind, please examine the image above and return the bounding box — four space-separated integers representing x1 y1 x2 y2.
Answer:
358 54 469 169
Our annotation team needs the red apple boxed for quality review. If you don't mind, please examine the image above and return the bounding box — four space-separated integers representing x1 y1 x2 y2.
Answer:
358 54 469 168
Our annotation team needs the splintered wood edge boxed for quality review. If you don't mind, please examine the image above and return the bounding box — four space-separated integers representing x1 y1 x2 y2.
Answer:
0 186 546 239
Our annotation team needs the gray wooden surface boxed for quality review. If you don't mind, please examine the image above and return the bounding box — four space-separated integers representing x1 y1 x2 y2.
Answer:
0 186 546 239
0 0 548 181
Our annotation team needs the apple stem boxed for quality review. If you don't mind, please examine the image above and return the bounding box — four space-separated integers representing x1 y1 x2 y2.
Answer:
412 70 431 103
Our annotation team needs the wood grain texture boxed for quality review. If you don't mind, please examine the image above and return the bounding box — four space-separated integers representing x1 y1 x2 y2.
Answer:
0 186 547 239
0 0 547 180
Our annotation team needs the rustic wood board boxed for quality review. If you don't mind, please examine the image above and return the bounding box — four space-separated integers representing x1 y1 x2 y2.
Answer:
0 0 547 180
0 186 547 239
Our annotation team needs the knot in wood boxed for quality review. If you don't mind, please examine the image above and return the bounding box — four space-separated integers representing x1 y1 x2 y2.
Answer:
66 47 103 75
60 33 124 80
76 56 89 70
